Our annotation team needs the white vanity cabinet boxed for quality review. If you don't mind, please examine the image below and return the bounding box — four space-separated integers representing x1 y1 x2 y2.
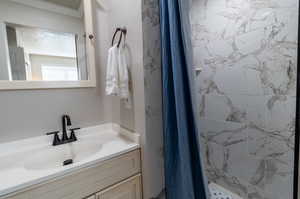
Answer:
84 174 141 199
96 175 142 199
2 149 142 199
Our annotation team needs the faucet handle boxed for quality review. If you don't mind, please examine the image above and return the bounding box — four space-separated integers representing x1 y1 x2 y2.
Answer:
70 128 80 131
46 131 61 146
69 128 80 141
46 131 60 136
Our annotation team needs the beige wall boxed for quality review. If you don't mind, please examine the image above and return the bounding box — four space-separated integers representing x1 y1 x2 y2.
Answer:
95 0 144 131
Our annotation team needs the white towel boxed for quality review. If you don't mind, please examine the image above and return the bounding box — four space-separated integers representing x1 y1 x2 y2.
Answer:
105 44 119 96
118 47 129 96
106 44 131 109
118 45 132 108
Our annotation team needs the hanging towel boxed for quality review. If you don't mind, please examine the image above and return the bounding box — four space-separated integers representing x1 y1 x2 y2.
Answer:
106 44 119 96
118 45 131 108
118 47 129 98
106 43 132 109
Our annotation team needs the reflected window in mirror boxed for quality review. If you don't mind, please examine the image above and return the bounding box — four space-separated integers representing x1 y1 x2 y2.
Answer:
5 24 88 81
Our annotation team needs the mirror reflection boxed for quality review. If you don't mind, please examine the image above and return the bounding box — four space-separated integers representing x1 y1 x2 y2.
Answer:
0 0 89 81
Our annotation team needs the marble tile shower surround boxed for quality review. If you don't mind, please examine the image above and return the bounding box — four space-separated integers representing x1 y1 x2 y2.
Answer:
142 0 165 199
191 0 298 199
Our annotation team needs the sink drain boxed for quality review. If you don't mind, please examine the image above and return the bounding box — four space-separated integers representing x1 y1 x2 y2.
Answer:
63 159 73 166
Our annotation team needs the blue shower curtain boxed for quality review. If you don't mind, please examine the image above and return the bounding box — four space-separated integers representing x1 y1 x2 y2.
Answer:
160 0 209 199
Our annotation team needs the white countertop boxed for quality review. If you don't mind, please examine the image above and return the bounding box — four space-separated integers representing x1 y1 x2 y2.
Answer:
0 123 140 197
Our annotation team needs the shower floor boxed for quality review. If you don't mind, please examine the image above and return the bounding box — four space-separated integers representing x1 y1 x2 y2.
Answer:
209 183 242 199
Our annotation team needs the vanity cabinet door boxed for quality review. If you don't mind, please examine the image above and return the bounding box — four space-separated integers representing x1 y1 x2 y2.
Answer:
96 175 141 199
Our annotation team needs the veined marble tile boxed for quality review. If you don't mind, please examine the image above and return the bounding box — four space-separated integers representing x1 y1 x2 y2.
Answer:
193 10 297 96
224 140 262 184
245 96 268 128
250 0 298 8
254 49 297 96
192 0 297 198
200 94 230 121
265 96 296 131
190 0 207 24
200 94 248 123
142 0 165 198
248 8 278 30
194 5 250 39
205 140 226 172
214 66 248 95
191 24 210 47
208 171 249 199
202 122 269 185
195 65 221 95
240 95 295 131
207 38 235 58
247 184 266 199
244 68 269 96
193 45 214 67
199 119 246 140
263 158 294 199
235 29 266 55
247 125 294 163
199 119 248 172
268 8 298 43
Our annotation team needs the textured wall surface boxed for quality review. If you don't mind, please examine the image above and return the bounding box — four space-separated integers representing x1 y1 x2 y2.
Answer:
95 0 145 131
191 0 298 198
142 0 165 198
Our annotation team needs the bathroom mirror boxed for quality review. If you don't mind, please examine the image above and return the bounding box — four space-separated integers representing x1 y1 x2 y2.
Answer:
0 0 96 90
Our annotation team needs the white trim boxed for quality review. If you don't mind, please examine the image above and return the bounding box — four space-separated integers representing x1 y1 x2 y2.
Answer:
0 0 97 90
8 0 82 18
0 80 95 90
83 0 97 88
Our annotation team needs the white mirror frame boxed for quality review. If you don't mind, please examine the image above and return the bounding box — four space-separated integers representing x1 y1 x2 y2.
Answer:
0 0 96 90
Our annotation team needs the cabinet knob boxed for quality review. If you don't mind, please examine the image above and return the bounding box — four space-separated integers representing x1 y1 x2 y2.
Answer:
88 34 94 40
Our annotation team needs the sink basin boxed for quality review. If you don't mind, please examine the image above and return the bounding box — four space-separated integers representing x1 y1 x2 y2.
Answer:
70 140 103 162
24 140 102 170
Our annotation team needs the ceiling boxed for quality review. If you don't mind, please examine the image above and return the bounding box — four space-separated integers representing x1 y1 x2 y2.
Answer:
42 0 82 10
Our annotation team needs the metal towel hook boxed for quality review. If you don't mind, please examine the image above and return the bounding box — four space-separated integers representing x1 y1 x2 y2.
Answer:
111 27 127 48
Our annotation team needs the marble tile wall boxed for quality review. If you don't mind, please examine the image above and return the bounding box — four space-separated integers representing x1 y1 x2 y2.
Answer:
191 0 298 198
142 0 165 199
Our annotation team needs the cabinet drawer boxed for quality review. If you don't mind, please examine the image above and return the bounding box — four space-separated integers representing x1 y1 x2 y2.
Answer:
96 175 142 199
3 150 141 199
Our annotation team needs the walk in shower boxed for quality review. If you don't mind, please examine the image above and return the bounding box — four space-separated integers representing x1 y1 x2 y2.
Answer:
190 0 299 199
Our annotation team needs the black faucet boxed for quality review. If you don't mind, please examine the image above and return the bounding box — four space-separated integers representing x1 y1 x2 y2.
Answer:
62 115 72 142
46 115 80 146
